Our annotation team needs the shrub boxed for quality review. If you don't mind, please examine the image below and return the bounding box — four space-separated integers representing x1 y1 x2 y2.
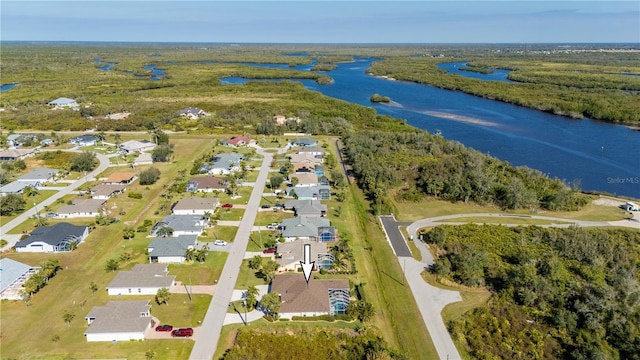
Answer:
139 167 161 185
128 192 143 199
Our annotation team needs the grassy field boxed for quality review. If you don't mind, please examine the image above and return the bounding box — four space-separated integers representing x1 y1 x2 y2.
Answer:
0 190 57 224
168 252 228 284
151 293 212 327
438 216 572 225
234 259 269 289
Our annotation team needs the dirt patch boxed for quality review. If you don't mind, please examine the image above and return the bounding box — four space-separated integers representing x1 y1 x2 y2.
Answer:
592 197 624 207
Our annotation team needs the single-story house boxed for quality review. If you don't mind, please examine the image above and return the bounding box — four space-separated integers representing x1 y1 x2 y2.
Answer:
284 200 327 217
280 216 335 242
199 153 244 175
40 138 54 146
0 148 37 161
172 197 219 215
56 199 106 218
120 140 156 153
297 146 324 157
70 134 99 147
105 112 131 120
0 180 40 196
7 134 22 148
104 172 137 185
150 215 208 237
275 240 332 272
269 274 350 319
17 167 59 183
178 107 210 120
290 152 323 165
293 163 316 174
84 300 152 342
292 185 331 201
290 137 318 147
0 258 40 300
147 235 198 263
48 97 78 109
225 136 256 148
106 264 175 296
186 176 227 193
133 152 153 166
15 223 89 253
273 115 287 125
6 133 40 148
90 184 126 200
290 173 318 188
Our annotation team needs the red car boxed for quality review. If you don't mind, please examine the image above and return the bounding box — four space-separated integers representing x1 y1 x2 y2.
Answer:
155 324 173 332
221 203 233 208
263 248 276 254
171 328 193 337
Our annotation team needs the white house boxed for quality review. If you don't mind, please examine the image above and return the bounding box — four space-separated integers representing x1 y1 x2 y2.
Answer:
150 215 208 237
56 199 106 218
120 140 156 154
48 97 78 109
90 184 126 200
147 235 198 263
70 134 99 147
0 258 40 300
17 167 59 183
177 107 210 120
106 264 175 296
275 240 331 272
199 153 244 175
15 223 89 253
84 300 152 342
172 197 219 216
0 180 41 196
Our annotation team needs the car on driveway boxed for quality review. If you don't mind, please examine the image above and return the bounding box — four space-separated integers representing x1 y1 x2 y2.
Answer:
155 324 173 332
171 328 193 337
263 248 276 254
221 203 233 208
213 240 228 246
44 212 58 218
261 204 270 209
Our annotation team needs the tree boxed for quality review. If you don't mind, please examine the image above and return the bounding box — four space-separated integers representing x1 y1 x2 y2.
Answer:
62 311 75 327
185 247 196 262
244 285 259 311
156 226 173 237
260 259 280 283
290 176 299 186
111 133 122 148
70 151 97 172
248 255 263 270
0 194 26 215
269 174 284 189
155 287 170 305
152 144 173 162
13 159 27 171
260 292 281 318
195 243 209 263
104 259 119 272
90 281 98 295
139 167 161 185
122 226 135 240
347 301 376 322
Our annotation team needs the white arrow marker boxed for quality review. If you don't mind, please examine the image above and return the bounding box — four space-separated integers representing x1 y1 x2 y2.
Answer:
300 244 314 284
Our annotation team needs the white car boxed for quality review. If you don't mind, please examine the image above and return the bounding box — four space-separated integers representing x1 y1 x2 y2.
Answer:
213 240 228 246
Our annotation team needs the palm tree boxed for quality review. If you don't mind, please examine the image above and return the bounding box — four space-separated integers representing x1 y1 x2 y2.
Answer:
244 285 259 311
23 185 39 198
185 247 196 262
111 133 122 149
97 131 106 146
155 287 171 305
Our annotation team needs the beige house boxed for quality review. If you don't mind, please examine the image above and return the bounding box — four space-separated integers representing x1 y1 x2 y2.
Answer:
270 274 350 319
57 199 106 218
172 197 219 215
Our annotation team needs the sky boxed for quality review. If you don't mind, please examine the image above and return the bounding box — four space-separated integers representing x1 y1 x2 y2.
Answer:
1 1 639 43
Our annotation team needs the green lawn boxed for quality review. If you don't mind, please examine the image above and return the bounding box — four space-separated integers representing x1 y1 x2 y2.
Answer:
216 208 245 221
439 216 572 225
168 251 228 284
234 259 269 289
201 225 238 242
253 210 294 226
0 190 58 224
151 294 212 328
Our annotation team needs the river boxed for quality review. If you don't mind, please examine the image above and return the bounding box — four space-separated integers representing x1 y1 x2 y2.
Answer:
222 57 640 198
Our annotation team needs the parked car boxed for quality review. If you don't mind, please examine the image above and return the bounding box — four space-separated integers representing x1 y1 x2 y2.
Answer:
155 324 173 332
213 240 228 246
266 223 280 229
44 212 58 218
171 328 193 337
263 248 276 254
274 203 285 209
221 203 233 208
261 204 270 209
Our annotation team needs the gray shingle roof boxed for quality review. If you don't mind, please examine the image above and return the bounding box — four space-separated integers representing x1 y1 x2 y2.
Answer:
172 197 219 212
84 300 151 335
281 217 330 238
276 240 327 269
0 180 40 194
17 167 58 182
15 223 87 248
107 264 174 289
148 235 197 258
0 258 39 294
151 215 207 235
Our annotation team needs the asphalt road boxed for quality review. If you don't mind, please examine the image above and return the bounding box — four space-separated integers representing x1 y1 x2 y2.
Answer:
378 215 412 257
0 151 111 249
188 145 275 360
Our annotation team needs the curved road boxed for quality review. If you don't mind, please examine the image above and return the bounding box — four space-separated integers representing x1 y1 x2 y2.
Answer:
0 152 111 249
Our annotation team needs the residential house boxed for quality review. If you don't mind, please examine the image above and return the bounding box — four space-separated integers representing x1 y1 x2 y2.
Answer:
273 115 286 125
275 240 332 272
186 176 227 193
270 274 350 319
290 173 318 188
225 136 256 148
70 134 99 147
290 152 323 165
0 258 40 300
120 140 156 153
6 134 22 148
104 172 137 185
292 185 331 201
105 112 131 120
280 216 335 242
6 133 40 148
177 107 210 120
290 137 318 147
84 300 152 342
17 167 59 183
106 264 175 296
90 184 126 200
0 180 41 196
0 148 37 161
172 197 219 216
314 165 325 177
15 223 89 253
133 152 153 166
284 200 327 217
48 97 78 109
199 153 244 175
150 215 208 237
57 199 106 218
40 138 54 147
297 146 325 157
147 235 198 263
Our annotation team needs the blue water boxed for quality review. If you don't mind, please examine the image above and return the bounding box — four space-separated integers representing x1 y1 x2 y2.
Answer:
222 58 640 198
0 83 17 92
438 62 513 82
143 65 166 80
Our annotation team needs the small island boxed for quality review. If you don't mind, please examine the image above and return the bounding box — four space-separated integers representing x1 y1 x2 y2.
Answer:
370 93 391 103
